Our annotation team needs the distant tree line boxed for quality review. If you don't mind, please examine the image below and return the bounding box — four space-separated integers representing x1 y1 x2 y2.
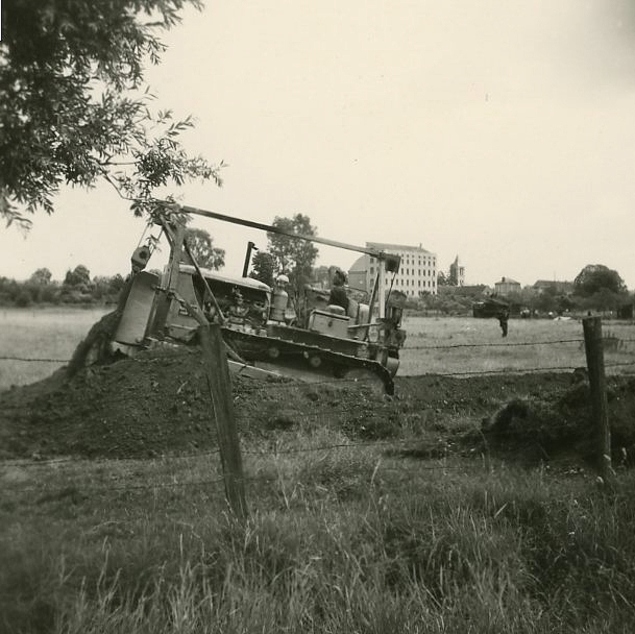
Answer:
0 225 228 309
426 264 633 317
0 266 127 307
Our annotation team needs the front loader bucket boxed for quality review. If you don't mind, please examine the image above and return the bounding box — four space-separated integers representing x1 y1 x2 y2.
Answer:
113 271 160 346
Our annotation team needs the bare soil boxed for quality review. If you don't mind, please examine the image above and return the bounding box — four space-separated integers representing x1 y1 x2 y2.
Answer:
1 345 635 466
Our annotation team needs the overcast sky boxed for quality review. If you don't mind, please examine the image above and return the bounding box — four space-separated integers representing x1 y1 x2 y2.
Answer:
2 0 635 288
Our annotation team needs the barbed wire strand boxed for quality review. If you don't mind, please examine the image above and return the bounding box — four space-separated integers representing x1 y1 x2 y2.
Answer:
3 334 635 364
1 398 618 473
0 356 70 363
0 436 458 471
0 449 223 469
7 459 588 526
403 338 584 350
255 363 635 391
3 459 489 496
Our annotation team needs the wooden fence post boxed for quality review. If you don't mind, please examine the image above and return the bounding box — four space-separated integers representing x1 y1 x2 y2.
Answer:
582 316 613 482
159 227 247 520
199 322 248 521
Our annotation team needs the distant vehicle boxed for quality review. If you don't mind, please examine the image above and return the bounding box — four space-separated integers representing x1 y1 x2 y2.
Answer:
472 297 510 318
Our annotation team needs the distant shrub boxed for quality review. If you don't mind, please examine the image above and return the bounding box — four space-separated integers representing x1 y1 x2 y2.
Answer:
15 289 32 307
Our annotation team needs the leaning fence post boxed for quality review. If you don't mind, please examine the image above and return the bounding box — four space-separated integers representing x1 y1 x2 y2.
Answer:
166 287 248 521
582 316 613 483
199 323 248 521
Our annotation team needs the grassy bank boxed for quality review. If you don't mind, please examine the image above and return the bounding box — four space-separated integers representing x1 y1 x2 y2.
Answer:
2 435 635 633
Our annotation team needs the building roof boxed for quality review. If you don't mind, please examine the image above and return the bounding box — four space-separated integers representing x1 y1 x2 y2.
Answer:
348 254 367 272
366 242 434 255
495 277 521 285
533 279 573 288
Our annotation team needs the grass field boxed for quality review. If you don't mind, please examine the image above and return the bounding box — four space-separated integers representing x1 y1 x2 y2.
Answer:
0 307 110 390
2 308 634 391
3 309 635 632
400 315 635 377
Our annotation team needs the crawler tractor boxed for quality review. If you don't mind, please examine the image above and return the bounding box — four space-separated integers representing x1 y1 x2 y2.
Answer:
112 205 407 394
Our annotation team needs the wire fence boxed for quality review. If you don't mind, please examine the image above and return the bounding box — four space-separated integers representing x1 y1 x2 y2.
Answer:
0 436 453 471
0 422 606 499
4 337 635 361
1 460 504 533
3 358 635 385
3 333 635 363
2 324 634 501
0 355 71 363
1 452 490 496
402 338 585 350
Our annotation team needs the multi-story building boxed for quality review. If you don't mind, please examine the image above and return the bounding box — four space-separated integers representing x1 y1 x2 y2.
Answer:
532 280 574 295
348 242 437 297
494 276 521 296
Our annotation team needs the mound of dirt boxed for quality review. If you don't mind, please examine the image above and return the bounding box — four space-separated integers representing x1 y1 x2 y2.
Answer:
0 346 392 459
1 345 635 465
472 377 635 466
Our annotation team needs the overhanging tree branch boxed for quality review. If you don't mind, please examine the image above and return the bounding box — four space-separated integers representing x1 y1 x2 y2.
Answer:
0 0 220 228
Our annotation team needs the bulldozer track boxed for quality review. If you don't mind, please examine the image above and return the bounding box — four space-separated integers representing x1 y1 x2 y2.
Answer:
221 327 396 395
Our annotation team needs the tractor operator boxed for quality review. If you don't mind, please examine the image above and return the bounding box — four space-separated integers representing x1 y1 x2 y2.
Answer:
329 269 349 313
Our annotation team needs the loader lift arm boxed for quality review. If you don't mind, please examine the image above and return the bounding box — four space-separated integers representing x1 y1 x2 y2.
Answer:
180 205 400 269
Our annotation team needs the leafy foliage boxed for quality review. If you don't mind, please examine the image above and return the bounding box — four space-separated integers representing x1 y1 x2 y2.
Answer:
29 268 52 286
0 0 221 227
573 264 627 297
183 227 225 271
250 251 275 287
0 268 127 306
63 264 92 288
93 274 126 300
267 214 319 322
267 214 319 276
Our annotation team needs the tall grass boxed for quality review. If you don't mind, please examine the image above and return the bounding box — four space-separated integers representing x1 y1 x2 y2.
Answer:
2 443 635 633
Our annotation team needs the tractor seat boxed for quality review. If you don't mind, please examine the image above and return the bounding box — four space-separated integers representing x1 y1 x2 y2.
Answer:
327 304 347 316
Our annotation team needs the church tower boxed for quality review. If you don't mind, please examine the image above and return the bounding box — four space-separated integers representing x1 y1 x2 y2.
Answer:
449 255 465 286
